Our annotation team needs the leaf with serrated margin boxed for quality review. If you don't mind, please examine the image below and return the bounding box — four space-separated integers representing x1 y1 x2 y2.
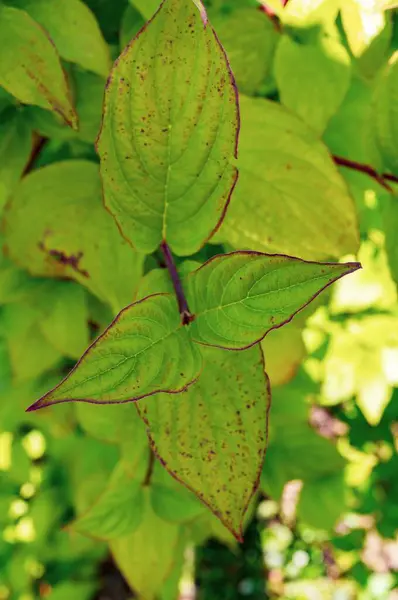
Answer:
7 0 111 77
69 462 145 541
214 96 360 260
137 344 270 540
0 5 77 127
97 0 239 256
4 161 144 314
27 294 202 411
186 252 361 350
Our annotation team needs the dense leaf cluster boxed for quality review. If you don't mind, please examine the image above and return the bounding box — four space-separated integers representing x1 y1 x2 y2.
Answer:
0 0 397 599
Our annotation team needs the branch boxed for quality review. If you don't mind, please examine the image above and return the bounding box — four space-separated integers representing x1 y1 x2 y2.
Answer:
160 241 194 325
332 155 395 193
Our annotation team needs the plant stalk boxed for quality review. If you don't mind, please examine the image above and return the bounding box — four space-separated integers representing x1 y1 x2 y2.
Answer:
160 241 195 325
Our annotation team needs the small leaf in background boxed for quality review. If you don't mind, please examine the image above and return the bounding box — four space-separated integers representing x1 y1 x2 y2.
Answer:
4 160 145 313
0 110 31 214
373 52 398 175
26 68 106 145
382 195 398 286
35 281 90 360
70 462 145 540
27 294 202 411
210 6 280 96
275 35 351 134
214 96 360 260
298 472 346 531
120 4 146 49
110 489 182 600
261 321 306 387
150 462 206 524
97 0 239 255
0 5 77 127
7 0 111 77
138 344 270 540
1 303 63 382
129 0 160 20
341 0 387 59
185 251 360 349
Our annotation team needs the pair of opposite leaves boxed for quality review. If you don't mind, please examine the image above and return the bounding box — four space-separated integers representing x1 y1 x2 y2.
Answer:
27 0 360 537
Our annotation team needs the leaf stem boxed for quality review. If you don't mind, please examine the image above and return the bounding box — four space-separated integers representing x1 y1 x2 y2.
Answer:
23 134 47 176
143 449 155 487
332 154 395 193
160 241 195 325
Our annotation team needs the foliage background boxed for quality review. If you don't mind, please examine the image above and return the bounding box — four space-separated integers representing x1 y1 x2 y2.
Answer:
0 0 397 599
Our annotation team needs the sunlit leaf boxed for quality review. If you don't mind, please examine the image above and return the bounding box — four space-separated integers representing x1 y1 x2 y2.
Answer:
97 0 239 255
7 0 111 77
373 52 398 175
138 344 270 539
214 96 360 259
185 252 360 349
4 161 145 313
0 5 77 127
27 294 202 411
275 35 351 134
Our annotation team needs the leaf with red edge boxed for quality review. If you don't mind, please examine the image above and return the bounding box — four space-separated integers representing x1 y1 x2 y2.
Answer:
137 344 270 540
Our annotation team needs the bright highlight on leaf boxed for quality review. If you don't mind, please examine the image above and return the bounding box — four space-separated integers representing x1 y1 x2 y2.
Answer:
97 0 239 256
186 252 361 350
137 344 270 540
0 5 77 128
27 294 202 411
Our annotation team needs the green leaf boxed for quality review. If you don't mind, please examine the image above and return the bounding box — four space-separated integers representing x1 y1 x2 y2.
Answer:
27 294 202 411
7 0 111 77
0 5 77 127
1 303 63 382
298 473 346 531
137 344 270 540
150 463 206 523
382 195 398 286
120 4 146 49
4 160 145 313
214 96 360 260
341 0 387 58
185 252 360 350
373 52 398 175
110 489 182 600
129 0 160 20
70 462 145 540
76 398 147 445
27 68 106 144
261 321 306 387
0 111 31 214
36 281 90 360
210 6 280 96
97 0 239 256
275 35 351 134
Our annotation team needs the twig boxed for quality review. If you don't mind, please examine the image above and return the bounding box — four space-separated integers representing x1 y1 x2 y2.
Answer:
383 172 398 185
143 449 155 487
160 241 194 325
23 134 47 176
332 155 394 193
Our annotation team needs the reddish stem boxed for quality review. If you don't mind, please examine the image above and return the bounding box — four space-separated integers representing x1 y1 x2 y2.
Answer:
332 155 394 193
160 241 194 326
